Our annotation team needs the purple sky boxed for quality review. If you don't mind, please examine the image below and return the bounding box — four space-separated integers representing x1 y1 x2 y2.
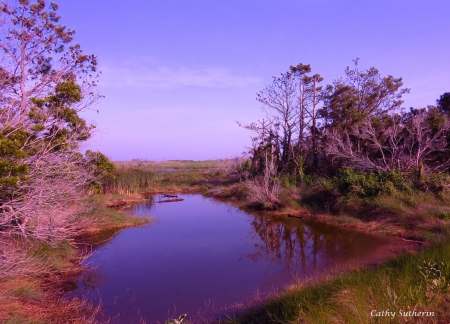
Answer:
56 0 450 161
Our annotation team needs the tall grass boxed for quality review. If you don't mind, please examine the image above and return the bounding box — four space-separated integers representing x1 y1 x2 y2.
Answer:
103 166 160 194
226 239 450 324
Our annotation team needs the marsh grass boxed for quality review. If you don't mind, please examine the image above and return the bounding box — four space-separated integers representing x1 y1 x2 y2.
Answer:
31 240 76 271
115 159 221 170
104 160 230 194
103 165 160 194
85 194 148 226
0 193 148 324
225 239 450 324
0 239 102 323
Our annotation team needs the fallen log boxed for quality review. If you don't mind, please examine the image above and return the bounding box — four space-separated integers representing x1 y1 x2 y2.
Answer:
107 201 128 208
157 198 184 203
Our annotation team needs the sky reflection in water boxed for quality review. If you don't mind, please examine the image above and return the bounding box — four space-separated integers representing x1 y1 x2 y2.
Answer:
73 194 387 323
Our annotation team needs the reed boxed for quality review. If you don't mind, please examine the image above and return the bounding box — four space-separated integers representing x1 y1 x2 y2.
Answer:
103 166 160 194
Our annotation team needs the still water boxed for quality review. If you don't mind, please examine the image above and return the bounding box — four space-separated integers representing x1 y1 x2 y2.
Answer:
73 194 389 323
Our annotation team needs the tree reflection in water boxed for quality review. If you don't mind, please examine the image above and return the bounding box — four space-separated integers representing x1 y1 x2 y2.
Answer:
247 213 376 278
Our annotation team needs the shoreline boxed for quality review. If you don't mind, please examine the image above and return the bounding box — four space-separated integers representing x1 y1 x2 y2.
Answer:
2 182 445 323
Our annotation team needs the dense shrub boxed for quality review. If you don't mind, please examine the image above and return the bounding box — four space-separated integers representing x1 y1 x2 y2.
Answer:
330 168 414 199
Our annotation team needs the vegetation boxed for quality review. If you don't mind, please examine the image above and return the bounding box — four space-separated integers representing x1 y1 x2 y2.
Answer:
103 159 236 194
0 1 449 323
0 0 117 243
0 1 123 323
240 59 450 207
224 239 450 324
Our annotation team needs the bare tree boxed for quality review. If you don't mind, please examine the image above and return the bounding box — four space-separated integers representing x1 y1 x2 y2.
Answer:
256 72 298 170
1 152 95 243
0 0 99 123
0 0 102 243
244 152 281 209
325 109 450 174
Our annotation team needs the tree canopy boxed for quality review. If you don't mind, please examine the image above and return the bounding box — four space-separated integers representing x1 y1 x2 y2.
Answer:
244 59 450 187
0 0 111 243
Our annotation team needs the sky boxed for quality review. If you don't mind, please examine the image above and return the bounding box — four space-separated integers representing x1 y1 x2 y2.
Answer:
54 0 450 161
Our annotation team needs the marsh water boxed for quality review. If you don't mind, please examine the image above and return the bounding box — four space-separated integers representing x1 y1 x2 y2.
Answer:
71 194 391 323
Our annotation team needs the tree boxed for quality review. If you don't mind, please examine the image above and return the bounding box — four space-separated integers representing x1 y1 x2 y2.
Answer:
0 0 99 122
437 92 450 114
325 107 450 175
321 59 410 173
289 64 324 172
251 63 325 176
256 72 298 170
0 0 104 243
321 59 409 132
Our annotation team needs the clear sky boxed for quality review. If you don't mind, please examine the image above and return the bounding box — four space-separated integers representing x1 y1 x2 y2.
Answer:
55 0 450 161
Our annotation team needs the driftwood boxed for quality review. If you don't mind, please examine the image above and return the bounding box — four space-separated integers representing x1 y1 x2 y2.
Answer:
157 198 184 203
161 194 178 198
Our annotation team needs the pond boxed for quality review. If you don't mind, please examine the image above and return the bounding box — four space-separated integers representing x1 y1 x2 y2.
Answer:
71 194 392 323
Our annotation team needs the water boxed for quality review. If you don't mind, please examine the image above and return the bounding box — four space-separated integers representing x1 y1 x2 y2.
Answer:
71 194 389 323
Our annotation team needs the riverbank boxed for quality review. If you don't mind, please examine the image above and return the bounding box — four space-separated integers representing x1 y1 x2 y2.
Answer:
101 160 450 323
223 237 450 324
0 194 149 324
4 159 450 323
106 160 450 244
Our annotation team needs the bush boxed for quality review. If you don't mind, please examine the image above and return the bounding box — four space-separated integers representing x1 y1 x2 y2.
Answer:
330 168 413 199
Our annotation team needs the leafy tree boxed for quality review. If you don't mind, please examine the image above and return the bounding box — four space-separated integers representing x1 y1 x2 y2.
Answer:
0 0 105 242
320 58 409 133
84 149 116 193
437 92 450 114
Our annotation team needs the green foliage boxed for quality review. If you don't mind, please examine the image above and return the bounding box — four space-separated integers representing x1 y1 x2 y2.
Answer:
330 168 412 199
29 80 94 151
0 128 30 193
282 173 297 187
84 150 115 193
417 260 450 302
437 92 450 114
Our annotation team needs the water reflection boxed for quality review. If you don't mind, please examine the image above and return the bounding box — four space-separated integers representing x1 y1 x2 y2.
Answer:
247 214 380 279
71 194 387 323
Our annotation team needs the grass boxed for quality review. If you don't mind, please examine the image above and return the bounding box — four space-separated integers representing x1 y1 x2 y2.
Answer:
104 160 238 194
114 159 221 170
0 192 150 324
103 165 160 194
0 239 102 323
84 194 148 227
7 281 41 300
224 239 450 324
3 160 446 323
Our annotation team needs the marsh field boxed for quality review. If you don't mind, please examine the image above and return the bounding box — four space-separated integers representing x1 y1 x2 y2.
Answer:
3 159 449 323
1 0 450 323
99 160 450 324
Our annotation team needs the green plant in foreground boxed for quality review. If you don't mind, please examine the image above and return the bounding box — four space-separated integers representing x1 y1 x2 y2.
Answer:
165 313 187 324
418 260 450 302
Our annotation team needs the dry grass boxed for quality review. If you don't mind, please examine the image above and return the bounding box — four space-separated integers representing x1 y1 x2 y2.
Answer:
0 237 102 324
0 194 151 324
